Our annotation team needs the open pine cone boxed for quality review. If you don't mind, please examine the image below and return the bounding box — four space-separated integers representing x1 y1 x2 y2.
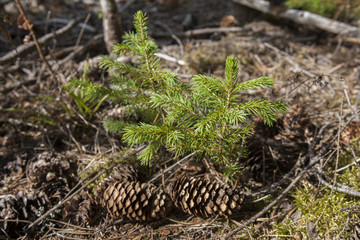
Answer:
166 176 245 217
340 121 360 144
0 189 52 236
244 104 314 182
63 190 97 226
27 151 77 203
102 181 168 221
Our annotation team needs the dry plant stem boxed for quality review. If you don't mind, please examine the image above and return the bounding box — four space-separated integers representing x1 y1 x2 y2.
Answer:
342 87 357 118
75 13 91 48
340 206 360 212
171 34 184 58
50 219 95 231
250 152 305 197
27 168 105 230
27 146 146 230
15 0 56 82
355 91 360 114
264 42 315 78
0 19 79 65
343 134 360 169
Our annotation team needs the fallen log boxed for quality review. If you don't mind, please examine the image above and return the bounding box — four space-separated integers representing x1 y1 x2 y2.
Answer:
233 0 360 37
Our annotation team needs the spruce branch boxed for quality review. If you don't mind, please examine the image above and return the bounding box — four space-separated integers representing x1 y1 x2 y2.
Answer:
68 79 127 103
237 99 287 126
224 55 240 90
192 74 226 104
235 76 274 91
151 94 198 116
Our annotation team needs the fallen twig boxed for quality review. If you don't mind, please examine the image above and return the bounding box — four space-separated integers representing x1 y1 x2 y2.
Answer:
312 170 360 197
15 0 56 81
264 42 315 78
336 158 360 172
57 34 103 66
154 53 186 66
0 18 79 65
152 27 244 38
32 18 96 32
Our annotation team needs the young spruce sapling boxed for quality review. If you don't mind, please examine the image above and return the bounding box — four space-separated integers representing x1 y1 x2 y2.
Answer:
70 10 288 180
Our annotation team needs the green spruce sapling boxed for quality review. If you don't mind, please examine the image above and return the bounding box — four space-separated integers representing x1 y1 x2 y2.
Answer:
123 55 287 179
68 11 182 123
70 10 287 179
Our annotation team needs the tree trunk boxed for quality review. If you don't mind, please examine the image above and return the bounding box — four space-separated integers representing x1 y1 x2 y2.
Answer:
100 0 123 54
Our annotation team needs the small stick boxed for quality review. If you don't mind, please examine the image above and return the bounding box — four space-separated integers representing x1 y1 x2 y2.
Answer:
75 13 91 48
154 53 185 66
336 158 360 172
152 27 244 38
15 0 56 81
0 18 79 65
312 170 360 197
57 34 103 65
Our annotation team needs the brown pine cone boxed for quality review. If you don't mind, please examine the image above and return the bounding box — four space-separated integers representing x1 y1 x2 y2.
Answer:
244 104 314 182
341 121 360 144
63 190 96 226
166 176 245 217
96 163 143 199
27 151 78 205
280 104 313 141
0 189 51 237
102 181 168 221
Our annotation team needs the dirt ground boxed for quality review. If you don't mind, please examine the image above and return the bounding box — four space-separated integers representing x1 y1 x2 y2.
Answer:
1 0 360 239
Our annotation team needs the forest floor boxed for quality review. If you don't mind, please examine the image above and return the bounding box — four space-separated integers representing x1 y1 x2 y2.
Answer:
1 0 360 239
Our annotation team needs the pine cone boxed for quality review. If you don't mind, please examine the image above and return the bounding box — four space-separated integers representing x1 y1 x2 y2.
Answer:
63 190 97 226
0 189 51 237
341 121 360 144
27 151 77 203
166 176 245 217
96 163 142 199
279 104 313 142
245 104 314 182
102 181 168 221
